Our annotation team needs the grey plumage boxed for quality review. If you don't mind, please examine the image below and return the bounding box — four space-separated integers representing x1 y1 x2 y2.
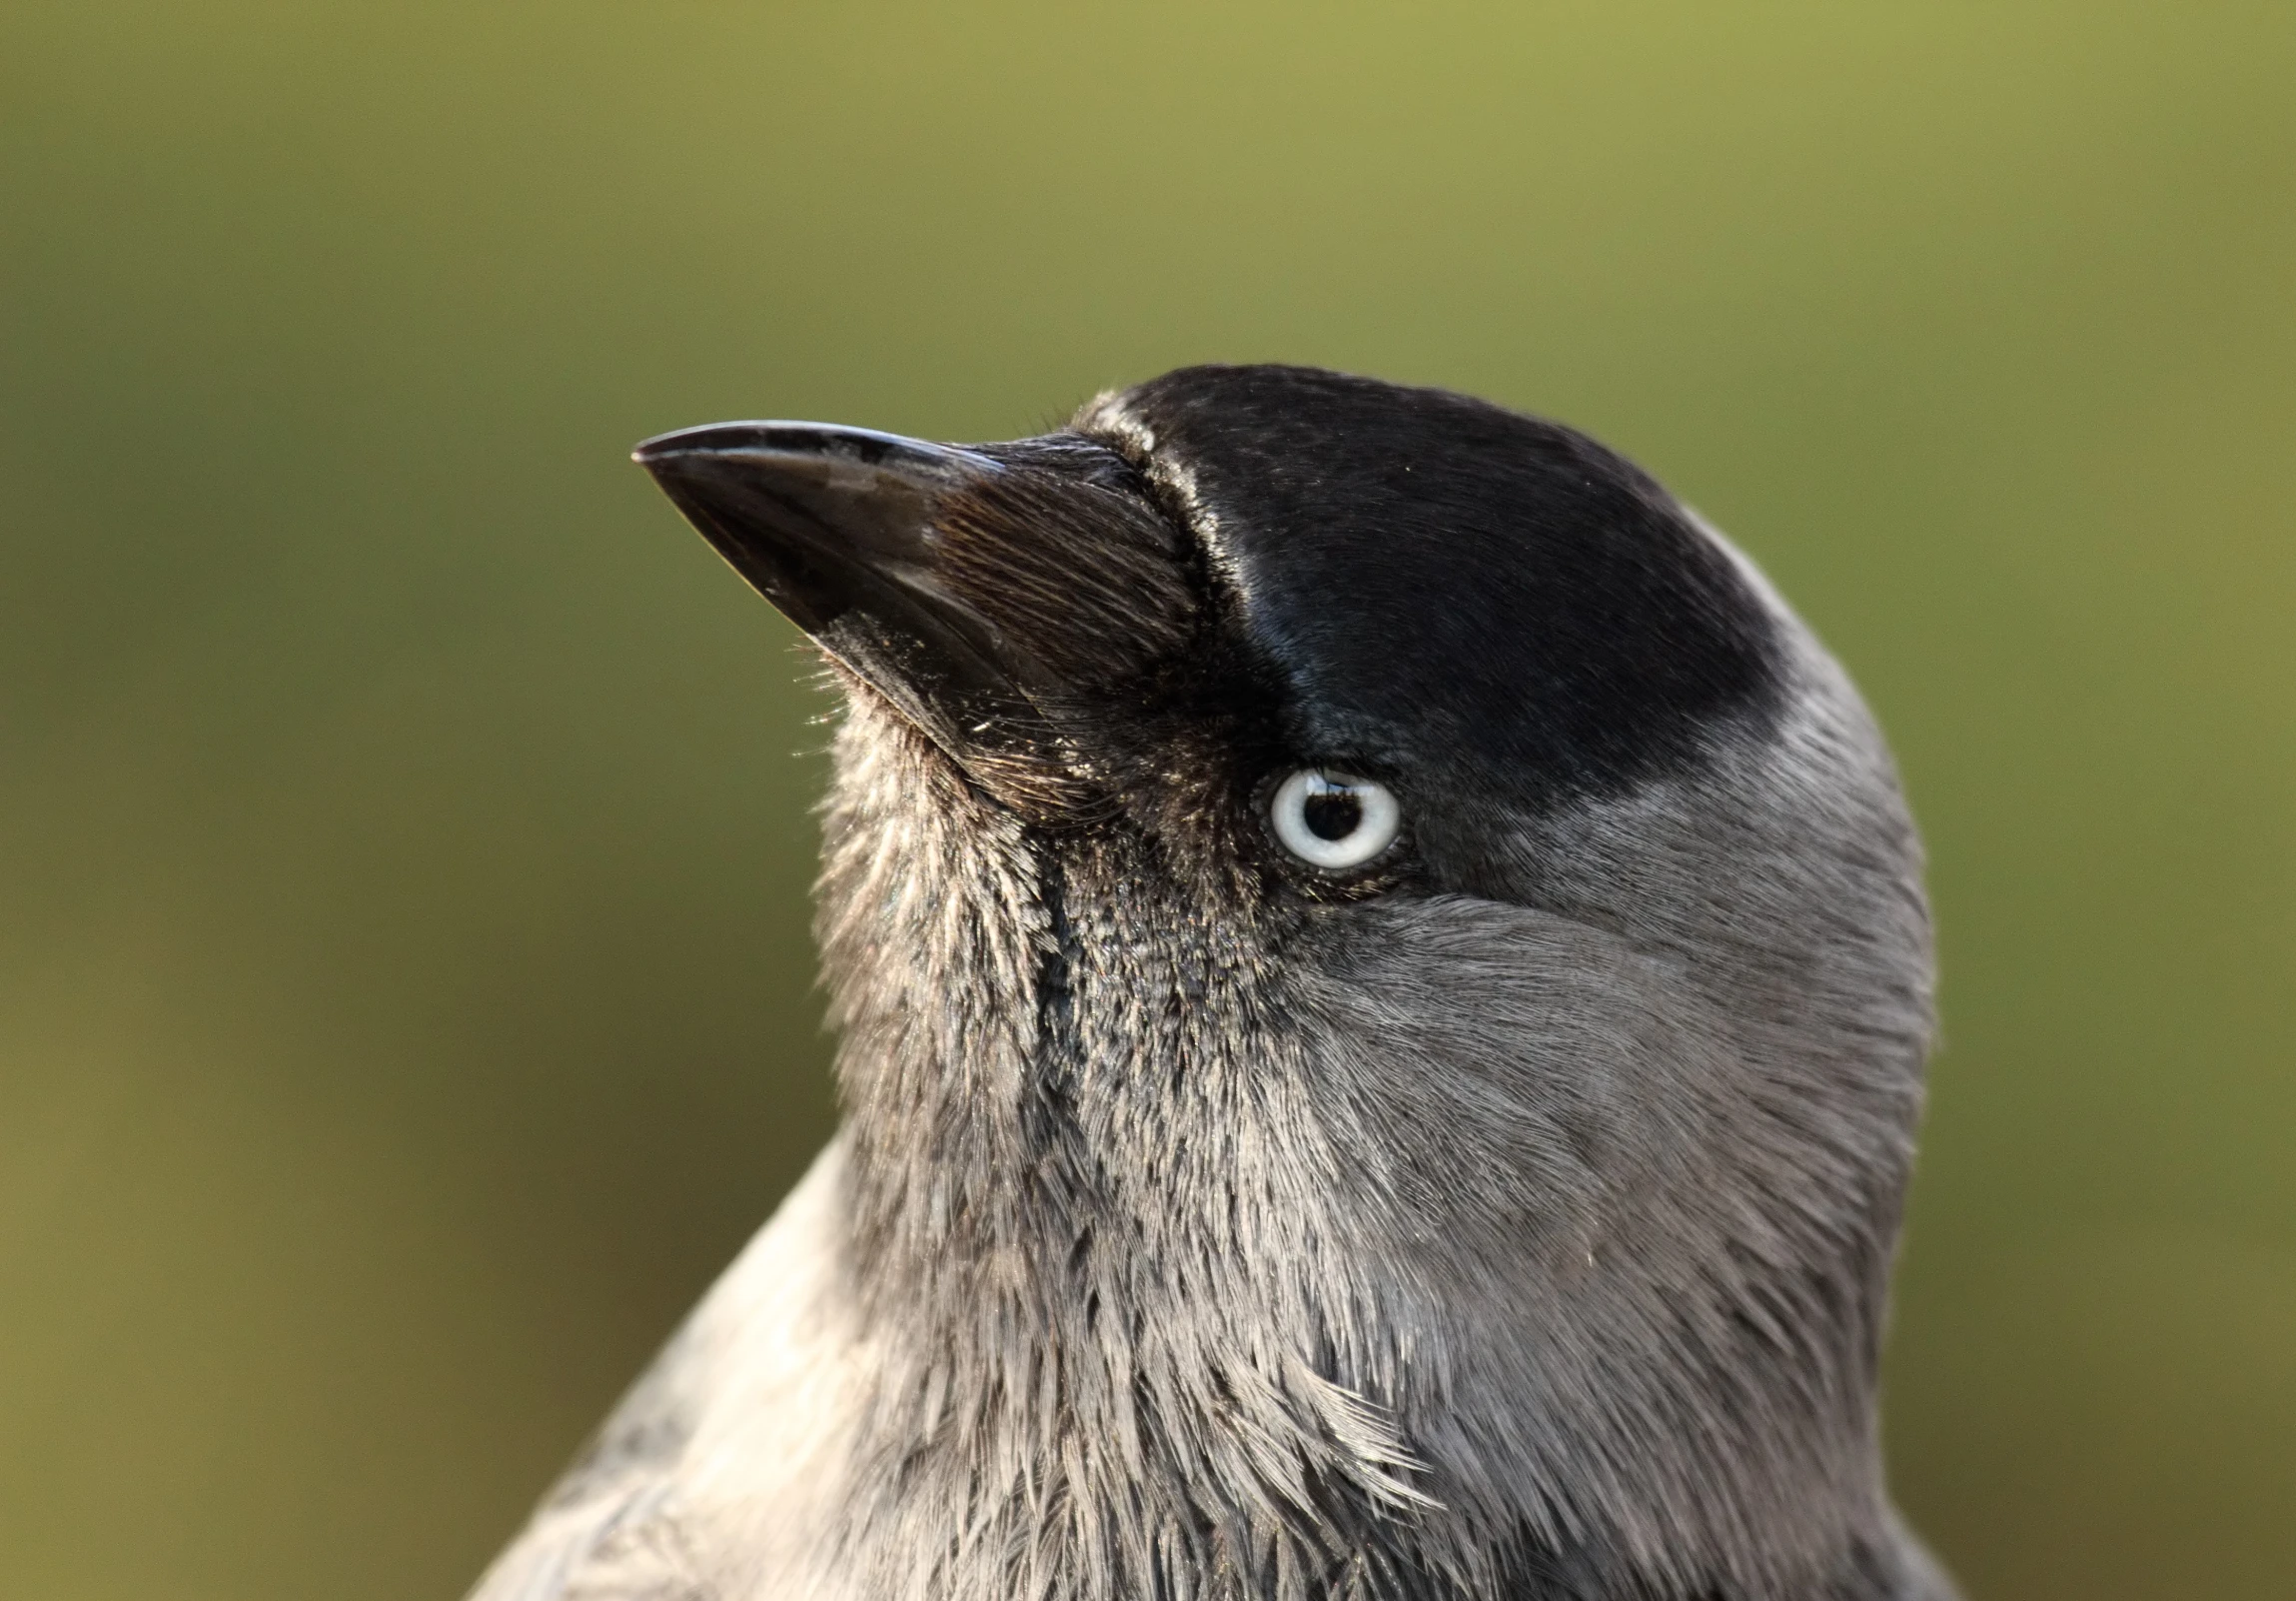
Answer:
468 366 1953 1601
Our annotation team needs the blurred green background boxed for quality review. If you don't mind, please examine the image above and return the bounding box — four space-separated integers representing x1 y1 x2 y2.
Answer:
3 2 2291 1596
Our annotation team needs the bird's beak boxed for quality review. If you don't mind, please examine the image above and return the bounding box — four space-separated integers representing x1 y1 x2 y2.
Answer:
633 421 1191 787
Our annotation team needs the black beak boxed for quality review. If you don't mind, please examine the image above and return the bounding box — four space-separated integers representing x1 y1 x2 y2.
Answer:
633 420 1192 782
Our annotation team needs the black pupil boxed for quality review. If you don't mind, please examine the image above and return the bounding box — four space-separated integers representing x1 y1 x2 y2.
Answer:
1302 790 1363 841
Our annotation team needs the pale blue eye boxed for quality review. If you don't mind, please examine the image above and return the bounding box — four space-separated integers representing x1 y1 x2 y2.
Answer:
1269 770 1401 869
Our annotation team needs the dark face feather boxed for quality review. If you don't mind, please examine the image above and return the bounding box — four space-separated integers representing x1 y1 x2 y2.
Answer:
1084 366 1787 808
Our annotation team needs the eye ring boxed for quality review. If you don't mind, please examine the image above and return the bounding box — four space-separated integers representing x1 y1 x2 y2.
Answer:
1268 769 1402 871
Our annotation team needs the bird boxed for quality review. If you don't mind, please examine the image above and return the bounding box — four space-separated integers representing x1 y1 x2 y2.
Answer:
466 364 1952 1601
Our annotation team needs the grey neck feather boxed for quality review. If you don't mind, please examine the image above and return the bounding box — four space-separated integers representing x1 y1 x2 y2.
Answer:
810 628 1942 1601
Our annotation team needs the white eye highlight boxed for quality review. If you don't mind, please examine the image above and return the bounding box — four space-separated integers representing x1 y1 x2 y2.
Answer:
1269 770 1401 870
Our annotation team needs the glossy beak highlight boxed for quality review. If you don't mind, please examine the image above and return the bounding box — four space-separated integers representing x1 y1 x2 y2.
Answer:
635 421 1048 760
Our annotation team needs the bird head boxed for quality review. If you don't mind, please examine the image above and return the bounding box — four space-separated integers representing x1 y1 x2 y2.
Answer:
636 365 1937 1599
